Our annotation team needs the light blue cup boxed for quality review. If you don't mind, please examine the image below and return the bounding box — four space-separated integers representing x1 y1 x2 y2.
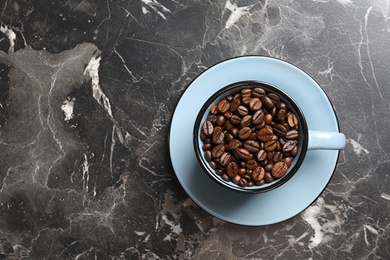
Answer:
194 81 346 194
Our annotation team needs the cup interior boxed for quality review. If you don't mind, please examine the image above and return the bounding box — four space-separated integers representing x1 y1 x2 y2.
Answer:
193 81 309 193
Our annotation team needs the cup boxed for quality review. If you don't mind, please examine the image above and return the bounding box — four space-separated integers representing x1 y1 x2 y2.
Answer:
193 81 346 193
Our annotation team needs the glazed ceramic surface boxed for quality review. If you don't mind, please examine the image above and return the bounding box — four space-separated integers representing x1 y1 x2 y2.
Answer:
169 56 341 226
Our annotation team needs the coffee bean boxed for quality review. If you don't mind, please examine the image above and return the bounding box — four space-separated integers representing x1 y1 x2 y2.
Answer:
226 139 242 150
220 152 232 167
232 175 241 184
227 161 238 177
249 132 258 141
286 129 299 139
282 140 297 152
276 102 286 109
205 150 212 161
287 113 299 127
276 108 287 122
212 130 224 144
264 172 274 183
273 124 287 137
241 88 252 97
264 114 273 124
223 111 233 119
242 95 251 105
252 166 265 181
255 179 265 186
221 173 231 181
202 143 212 151
252 110 265 125
224 120 234 131
212 144 225 158
271 161 288 178
230 98 241 112
207 115 218 124
237 106 249 116
244 140 260 153
210 105 218 114
216 115 225 126
224 132 234 143
238 127 252 140
231 127 239 137
235 148 253 160
246 159 258 170
266 151 275 161
283 157 293 167
257 149 267 161
238 178 248 187
238 168 246 175
209 161 218 170
291 145 299 156
240 115 252 128
264 164 273 173
249 98 262 111
202 121 214 136
230 115 241 125
217 99 230 113
273 151 283 162
257 127 274 142
268 93 280 104
264 140 277 151
247 181 254 187
252 87 266 98
261 95 274 110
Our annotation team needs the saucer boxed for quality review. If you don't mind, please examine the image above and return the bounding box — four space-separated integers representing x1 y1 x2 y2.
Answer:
169 56 341 226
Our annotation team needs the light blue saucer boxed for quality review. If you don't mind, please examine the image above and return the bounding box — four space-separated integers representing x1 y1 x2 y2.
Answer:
169 56 341 226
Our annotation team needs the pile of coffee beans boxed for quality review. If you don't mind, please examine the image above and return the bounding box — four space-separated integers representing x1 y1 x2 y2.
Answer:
200 87 300 188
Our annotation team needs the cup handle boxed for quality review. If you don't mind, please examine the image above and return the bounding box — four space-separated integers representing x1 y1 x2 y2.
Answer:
308 130 346 150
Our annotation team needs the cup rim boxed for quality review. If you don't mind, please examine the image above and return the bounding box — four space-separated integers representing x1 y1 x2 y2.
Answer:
193 80 309 194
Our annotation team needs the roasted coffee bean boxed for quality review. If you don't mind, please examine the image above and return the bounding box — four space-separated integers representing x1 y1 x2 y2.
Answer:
283 157 293 167
272 161 288 178
209 161 218 170
252 110 265 125
268 93 280 104
230 115 241 125
266 151 275 161
244 140 260 153
249 132 258 141
247 181 254 187
286 129 299 139
282 140 297 152
232 175 241 184
257 149 267 161
257 127 274 142
264 114 273 124
270 106 277 117
200 132 207 141
249 98 262 111
246 159 258 170
202 143 212 151
276 108 287 122
230 98 241 112
235 148 253 160
279 137 286 146
238 160 246 168
224 120 234 131
238 127 252 140
223 111 233 119
221 173 231 182
216 115 225 126
226 139 242 150
210 105 218 114
261 95 275 110
287 113 299 127
224 132 234 143
216 169 224 175
252 87 266 98
264 140 277 152
226 95 233 102
276 101 287 109
252 166 265 181
240 115 252 128
231 127 239 137
202 121 214 136
255 179 265 186
217 99 230 113
238 178 248 187
242 95 251 105
212 144 225 158
220 152 232 167
271 134 279 141
238 168 246 175
242 174 252 181
241 88 252 97
275 140 282 151
212 130 224 144
264 172 274 183
237 106 249 116
227 161 239 177
291 145 299 156
273 151 283 162
205 150 212 161
264 164 273 173
207 114 218 124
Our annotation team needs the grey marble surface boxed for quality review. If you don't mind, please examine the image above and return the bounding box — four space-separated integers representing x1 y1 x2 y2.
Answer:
0 0 389 259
